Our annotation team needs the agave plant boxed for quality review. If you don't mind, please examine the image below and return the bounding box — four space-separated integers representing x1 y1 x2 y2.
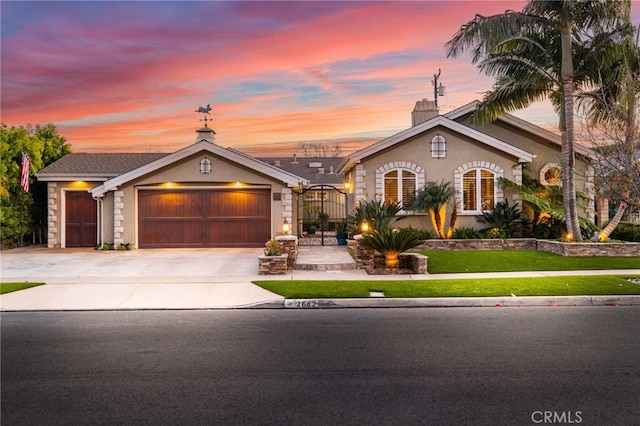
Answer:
358 227 424 269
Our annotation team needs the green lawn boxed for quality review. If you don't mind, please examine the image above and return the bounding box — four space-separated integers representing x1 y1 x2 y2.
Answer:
1 282 44 294
417 250 640 274
255 275 640 299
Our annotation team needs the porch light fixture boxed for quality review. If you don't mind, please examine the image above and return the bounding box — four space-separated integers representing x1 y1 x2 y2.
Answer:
360 219 370 233
344 179 352 191
282 219 290 234
200 158 212 174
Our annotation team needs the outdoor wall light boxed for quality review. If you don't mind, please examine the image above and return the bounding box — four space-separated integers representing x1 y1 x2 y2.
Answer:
360 219 370 233
344 179 352 191
200 158 212 174
282 219 290 234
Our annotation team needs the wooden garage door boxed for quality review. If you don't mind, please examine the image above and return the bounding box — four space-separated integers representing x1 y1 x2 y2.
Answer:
65 191 97 247
138 189 271 248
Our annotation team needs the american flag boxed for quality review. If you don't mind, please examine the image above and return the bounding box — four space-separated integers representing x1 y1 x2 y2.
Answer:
20 150 30 192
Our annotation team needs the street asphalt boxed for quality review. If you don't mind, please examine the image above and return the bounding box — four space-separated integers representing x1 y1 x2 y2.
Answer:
1 246 639 311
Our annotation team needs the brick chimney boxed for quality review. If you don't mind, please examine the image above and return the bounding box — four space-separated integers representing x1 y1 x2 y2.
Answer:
412 98 439 126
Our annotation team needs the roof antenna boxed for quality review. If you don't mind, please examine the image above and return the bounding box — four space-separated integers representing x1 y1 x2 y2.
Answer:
431 69 445 108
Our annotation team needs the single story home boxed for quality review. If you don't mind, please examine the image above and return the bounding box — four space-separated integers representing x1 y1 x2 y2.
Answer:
37 126 308 248
338 99 598 230
38 99 601 248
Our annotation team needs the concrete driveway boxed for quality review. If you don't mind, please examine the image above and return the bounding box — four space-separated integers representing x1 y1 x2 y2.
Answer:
0 246 284 310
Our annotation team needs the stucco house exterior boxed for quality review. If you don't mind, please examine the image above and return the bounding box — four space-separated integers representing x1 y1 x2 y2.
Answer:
38 98 600 249
37 126 308 249
338 100 597 231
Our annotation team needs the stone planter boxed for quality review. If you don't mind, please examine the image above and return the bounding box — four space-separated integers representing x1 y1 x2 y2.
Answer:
258 254 289 275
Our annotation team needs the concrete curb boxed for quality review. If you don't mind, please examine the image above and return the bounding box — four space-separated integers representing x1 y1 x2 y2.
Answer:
274 295 640 309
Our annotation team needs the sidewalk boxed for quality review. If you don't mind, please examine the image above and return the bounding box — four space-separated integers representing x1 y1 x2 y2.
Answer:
1 246 639 311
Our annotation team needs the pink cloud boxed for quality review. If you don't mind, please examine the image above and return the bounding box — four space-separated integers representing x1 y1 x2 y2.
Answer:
3 1 560 155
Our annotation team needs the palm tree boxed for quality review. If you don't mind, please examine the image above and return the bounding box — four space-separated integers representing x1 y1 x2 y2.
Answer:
577 3 639 240
409 180 456 239
446 0 627 241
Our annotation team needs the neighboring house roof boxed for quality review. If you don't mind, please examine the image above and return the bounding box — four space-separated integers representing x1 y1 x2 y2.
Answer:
445 100 596 159
37 153 168 181
259 156 345 186
89 140 309 196
339 114 536 174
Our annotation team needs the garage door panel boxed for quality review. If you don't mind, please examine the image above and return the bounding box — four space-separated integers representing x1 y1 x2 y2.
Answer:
139 189 271 248
139 220 206 248
207 190 270 217
205 219 271 246
139 192 202 218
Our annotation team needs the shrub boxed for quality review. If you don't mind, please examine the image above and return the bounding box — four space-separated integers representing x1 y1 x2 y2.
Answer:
348 199 404 233
263 239 281 256
452 227 482 239
477 199 526 239
409 227 437 240
609 222 640 242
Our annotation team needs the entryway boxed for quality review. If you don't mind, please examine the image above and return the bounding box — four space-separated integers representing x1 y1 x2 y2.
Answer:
296 184 348 246
65 191 97 247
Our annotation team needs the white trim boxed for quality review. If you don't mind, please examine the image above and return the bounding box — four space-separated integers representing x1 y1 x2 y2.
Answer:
90 140 308 197
375 161 425 209
445 100 596 160
342 115 534 174
60 188 96 249
454 162 504 215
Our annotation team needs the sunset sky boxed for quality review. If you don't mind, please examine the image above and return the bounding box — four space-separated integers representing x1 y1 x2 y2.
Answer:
2 1 638 156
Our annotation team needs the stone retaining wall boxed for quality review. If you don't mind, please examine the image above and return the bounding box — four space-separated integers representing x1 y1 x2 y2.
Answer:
416 239 537 251
537 240 640 257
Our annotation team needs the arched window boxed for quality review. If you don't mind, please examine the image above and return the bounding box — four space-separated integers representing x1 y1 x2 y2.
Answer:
462 169 495 212
431 135 446 158
384 169 417 208
199 158 211 174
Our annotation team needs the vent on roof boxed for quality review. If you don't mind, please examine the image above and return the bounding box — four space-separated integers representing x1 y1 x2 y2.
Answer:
309 162 322 168
274 160 281 166
291 154 299 164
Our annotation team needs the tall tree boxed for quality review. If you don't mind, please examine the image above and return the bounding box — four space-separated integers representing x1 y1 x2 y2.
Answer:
0 123 72 247
577 2 639 240
446 0 627 241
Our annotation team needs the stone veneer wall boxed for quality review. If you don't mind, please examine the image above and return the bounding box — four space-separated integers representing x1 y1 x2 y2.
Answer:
416 239 537 251
537 240 640 257
258 254 288 275
113 190 124 245
276 235 298 269
417 238 639 257
47 183 58 248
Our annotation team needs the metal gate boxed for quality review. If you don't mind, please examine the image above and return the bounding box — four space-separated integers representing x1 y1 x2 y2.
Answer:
296 185 348 245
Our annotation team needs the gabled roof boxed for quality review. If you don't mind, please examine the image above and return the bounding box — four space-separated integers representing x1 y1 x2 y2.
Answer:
445 100 596 159
89 140 308 196
37 153 168 182
339 114 535 174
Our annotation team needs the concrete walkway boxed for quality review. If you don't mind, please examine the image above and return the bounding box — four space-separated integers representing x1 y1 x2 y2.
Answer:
1 246 639 311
